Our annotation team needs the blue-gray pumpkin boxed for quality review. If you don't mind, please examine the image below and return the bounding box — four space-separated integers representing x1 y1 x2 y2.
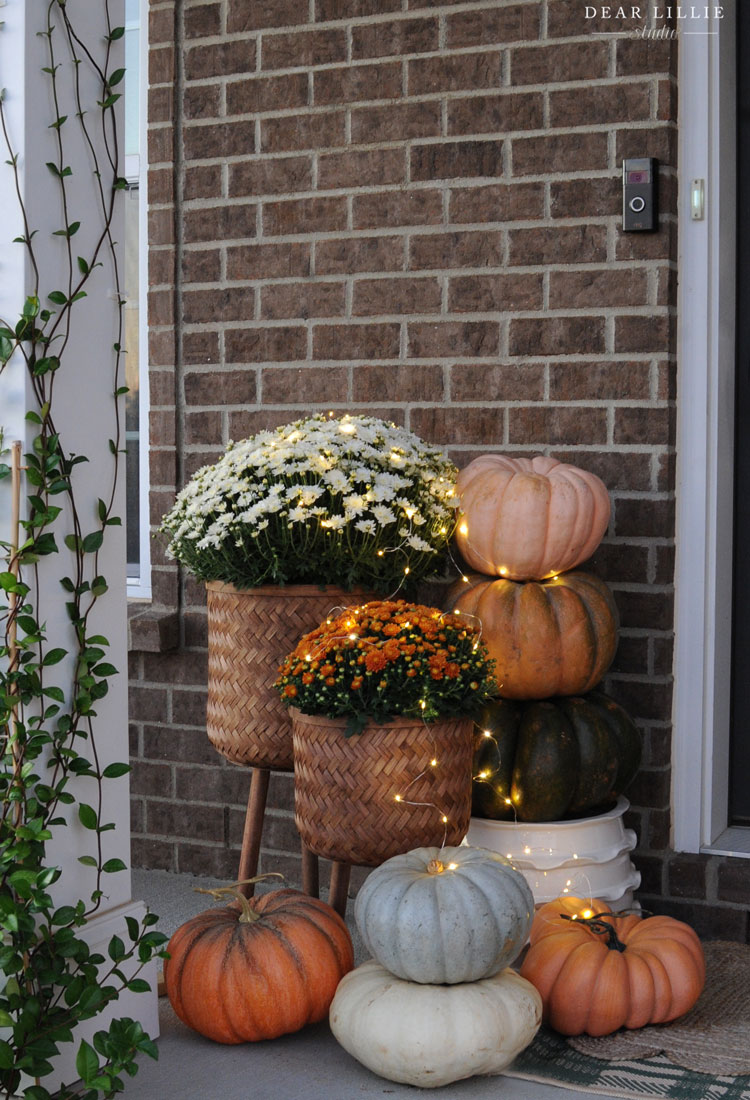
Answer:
354 845 534 985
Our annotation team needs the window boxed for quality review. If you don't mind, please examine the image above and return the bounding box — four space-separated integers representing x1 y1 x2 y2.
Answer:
124 0 150 597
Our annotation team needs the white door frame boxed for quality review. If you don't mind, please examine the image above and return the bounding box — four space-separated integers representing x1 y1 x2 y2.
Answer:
672 5 740 854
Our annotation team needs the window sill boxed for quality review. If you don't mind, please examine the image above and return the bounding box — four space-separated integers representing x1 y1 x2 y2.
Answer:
127 603 178 653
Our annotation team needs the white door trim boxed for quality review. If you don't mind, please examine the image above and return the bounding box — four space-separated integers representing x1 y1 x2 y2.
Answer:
672 7 736 852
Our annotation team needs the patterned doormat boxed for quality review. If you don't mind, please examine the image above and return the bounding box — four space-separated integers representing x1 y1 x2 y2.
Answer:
505 941 750 1100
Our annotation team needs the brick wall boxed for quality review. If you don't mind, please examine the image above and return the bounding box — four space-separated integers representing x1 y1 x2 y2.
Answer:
128 0 750 938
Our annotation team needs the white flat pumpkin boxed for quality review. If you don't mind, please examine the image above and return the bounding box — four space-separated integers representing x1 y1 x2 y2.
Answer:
354 845 534 984
330 960 542 1089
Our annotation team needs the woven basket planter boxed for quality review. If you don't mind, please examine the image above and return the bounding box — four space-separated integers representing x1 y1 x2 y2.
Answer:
206 582 373 770
291 708 474 866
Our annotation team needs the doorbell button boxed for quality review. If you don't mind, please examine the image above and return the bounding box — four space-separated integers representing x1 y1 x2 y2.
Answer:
622 158 658 232
628 196 646 213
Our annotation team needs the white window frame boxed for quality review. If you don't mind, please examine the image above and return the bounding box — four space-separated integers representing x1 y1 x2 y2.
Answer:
125 0 151 600
672 5 743 855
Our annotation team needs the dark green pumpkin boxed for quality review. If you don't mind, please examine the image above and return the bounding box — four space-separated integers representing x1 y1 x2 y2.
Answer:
473 691 641 823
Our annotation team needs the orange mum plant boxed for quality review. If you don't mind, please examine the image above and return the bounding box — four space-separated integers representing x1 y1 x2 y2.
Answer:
275 600 495 735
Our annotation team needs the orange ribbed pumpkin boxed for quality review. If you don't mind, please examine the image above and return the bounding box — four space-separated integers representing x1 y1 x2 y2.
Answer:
164 887 354 1044
445 571 618 699
520 896 706 1037
455 455 610 581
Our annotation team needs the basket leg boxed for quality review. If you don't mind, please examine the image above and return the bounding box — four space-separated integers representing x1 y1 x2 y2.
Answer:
328 861 352 918
237 767 271 898
301 845 320 898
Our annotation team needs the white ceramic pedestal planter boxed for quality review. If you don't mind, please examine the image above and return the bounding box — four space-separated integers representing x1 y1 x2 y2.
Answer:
466 797 640 908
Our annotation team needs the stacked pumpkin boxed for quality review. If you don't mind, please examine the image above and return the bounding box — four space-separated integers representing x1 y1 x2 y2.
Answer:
330 845 543 1088
445 454 641 823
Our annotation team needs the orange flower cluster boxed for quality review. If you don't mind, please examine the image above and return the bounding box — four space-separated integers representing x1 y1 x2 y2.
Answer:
274 599 495 727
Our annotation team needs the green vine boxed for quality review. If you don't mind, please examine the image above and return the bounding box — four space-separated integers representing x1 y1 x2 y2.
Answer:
0 3 166 1097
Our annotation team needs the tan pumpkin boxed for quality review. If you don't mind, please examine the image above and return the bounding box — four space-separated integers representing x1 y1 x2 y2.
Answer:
455 454 610 581
445 571 618 699
520 896 706 1036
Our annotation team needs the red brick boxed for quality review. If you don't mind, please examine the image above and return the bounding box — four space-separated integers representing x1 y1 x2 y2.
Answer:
261 111 346 153
183 287 256 324
560 450 652 491
408 321 499 358
510 41 609 85
547 0 646 36
614 406 673 445
185 369 258 406
614 497 675 539
263 195 348 236
448 92 543 136
409 52 502 96
185 40 257 80
183 120 255 161
318 148 405 191
509 316 606 356
150 247 176 286
181 249 221 284
508 225 607 266
586 543 649 584
549 361 651 401
549 82 651 127
353 276 441 316
149 45 175 85
352 364 444 403
183 204 256 243
224 326 307 363
351 101 441 144
411 140 503 181
616 37 676 77
615 314 673 354
450 363 544 402
509 405 608 445
183 331 221 365
227 0 306 31
448 273 543 312
261 27 347 70
184 3 221 38
512 131 608 175
317 0 400 18
449 182 544 224
149 7 176 46
353 189 443 230
183 84 221 120
228 157 313 198
410 407 506 447
550 176 620 219
149 86 174 125
549 269 650 309
616 126 676 167
147 800 223 844
226 73 309 115
148 208 174 247
315 236 405 275
148 126 173 165
312 323 400 360
185 410 222 445
352 17 438 59
616 226 676 263
261 365 349 403
149 330 176 367
446 3 542 46
184 164 222 200
410 230 504 270
227 242 311 280
314 62 402 105
260 281 346 319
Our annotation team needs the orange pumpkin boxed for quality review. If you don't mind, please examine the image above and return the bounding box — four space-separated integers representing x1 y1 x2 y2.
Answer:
164 887 354 1044
445 571 618 699
455 454 611 581
520 896 706 1037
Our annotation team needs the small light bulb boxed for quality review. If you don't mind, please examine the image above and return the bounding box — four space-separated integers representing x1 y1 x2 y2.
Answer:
430 758 438 767
394 795 402 803
523 846 531 855
377 550 384 556
447 863 458 870
581 908 594 919
504 797 512 805
404 566 410 575
462 575 469 583
499 566 507 576
420 700 426 710
458 522 468 536
348 633 357 641
441 815 448 824
483 730 493 738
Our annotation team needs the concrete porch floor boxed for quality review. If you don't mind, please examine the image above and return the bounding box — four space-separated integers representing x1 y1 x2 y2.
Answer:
121 868 595 1100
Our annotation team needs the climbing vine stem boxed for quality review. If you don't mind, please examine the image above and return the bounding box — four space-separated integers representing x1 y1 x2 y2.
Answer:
0 3 167 1097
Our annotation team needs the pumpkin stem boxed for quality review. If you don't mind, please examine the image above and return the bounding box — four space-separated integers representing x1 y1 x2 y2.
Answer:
426 859 445 875
561 911 628 952
194 873 285 923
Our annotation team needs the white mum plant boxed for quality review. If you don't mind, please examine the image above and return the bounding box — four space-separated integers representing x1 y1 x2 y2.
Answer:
159 414 458 591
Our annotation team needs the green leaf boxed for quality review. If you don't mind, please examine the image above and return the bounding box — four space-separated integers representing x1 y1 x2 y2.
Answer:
127 978 151 993
0 1040 13 1069
78 855 98 867
76 1039 99 1082
77 255 89 275
77 804 98 831
101 762 128 779
108 935 126 961
42 648 67 667
0 335 12 362
108 68 126 86
47 290 67 305
102 857 126 873
109 26 125 40
82 530 104 553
